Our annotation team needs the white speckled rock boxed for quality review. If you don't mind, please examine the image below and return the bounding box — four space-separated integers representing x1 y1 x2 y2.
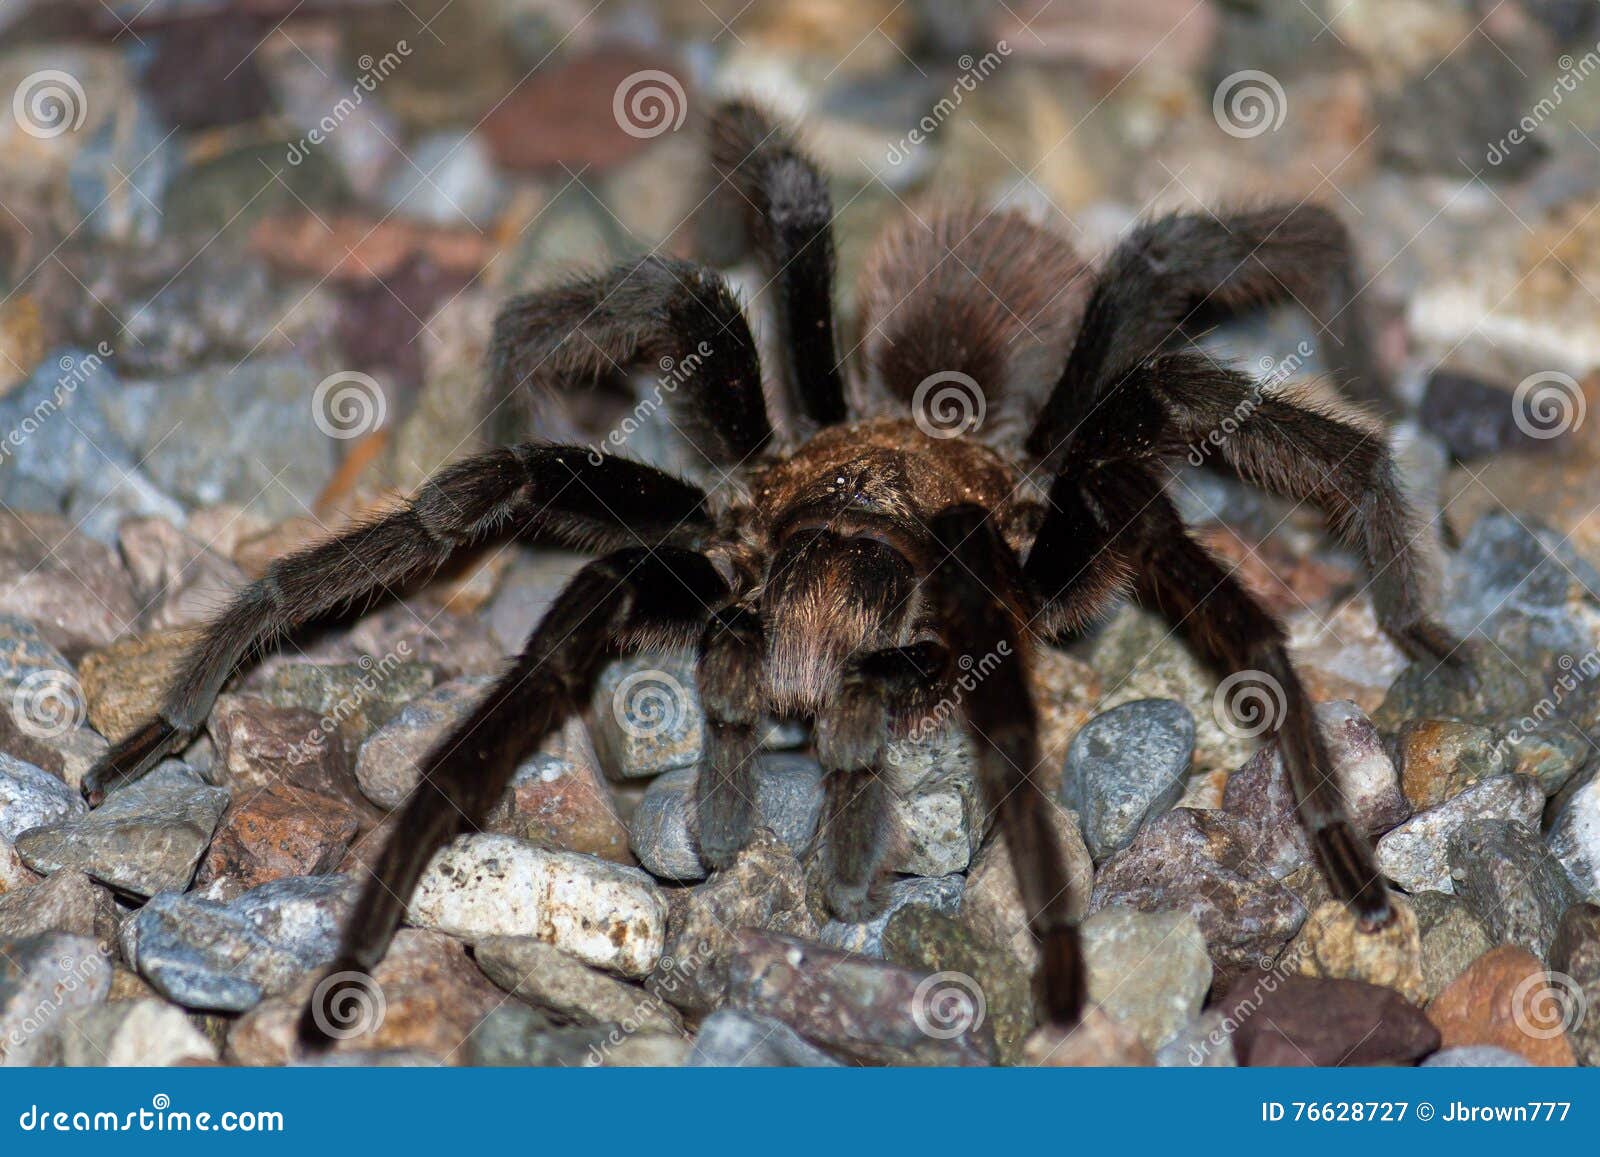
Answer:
882 728 984 875
1081 906 1213 1051
1549 773 1600 902
408 834 666 976
42 998 217 1066
1375 774 1545 894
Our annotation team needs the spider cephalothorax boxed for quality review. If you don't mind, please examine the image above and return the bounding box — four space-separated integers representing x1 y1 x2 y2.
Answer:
83 100 1458 1049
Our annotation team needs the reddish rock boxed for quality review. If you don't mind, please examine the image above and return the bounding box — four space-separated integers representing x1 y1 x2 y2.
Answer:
207 695 379 825
1221 971 1439 1066
194 785 360 901
1427 946 1579 1066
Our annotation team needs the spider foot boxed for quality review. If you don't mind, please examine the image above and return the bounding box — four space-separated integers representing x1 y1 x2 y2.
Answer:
1034 924 1087 1027
81 716 182 806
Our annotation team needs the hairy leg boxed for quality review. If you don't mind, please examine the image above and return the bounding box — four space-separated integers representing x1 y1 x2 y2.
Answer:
82 448 710 802
695 605 767 868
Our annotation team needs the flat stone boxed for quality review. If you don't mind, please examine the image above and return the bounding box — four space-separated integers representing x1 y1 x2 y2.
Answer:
193 784 361 902
40 998 217 1066
1374 774 1545 894
1549 902 1600 1067
1550 772 1600 902
1447 819 1576 960
473 937 680 1033
1286 898 1426 1005
1220 971 1439 1066
1396 719 1508 810
1224 700 1409 877
123 875 358 1011
408 834 665 977
228 928 503 1065
688 1009 841 1067
1080 907 1213 1052
1061 698 1193 861
959 802 1093 970
16 763 228 898
1427 946 1578 1066
0 511 138 653
589 654 702 779
1091 808 1308 977
727 930 995 1066
821 874 964 957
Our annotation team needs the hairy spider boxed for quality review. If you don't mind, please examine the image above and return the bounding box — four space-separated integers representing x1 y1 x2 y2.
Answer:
83 100 1457 1050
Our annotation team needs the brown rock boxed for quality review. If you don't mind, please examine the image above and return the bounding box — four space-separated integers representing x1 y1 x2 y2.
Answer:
1020 1008 1153 1066
193 785 360 901
0 295 44 397
0 512 137 654
78 629 194 742
1427 946 1579 1066
0 870 118 954
1222 971 1439 1066
486 721 631 864
207 694 377 824
249 214 495 285
226 929 502 1065
118 517 249 633
1396 719 1506 809
1549 903 1600 1067
1288 898 1426 1005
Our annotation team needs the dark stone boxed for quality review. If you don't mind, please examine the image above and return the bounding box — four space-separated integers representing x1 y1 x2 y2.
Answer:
1448 819 1578 961
1221 971 1440 1066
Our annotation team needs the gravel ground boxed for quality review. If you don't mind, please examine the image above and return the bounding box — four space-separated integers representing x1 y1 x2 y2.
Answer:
0 0 1598 1067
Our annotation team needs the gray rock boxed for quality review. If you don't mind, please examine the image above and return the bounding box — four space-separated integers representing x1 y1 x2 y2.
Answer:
0 870 117 951
68 96 174 243
820 874 964 957
1375 774 1545 894
1091 808 1307 975
0 511 139 652
0 614 75 697
689 1009 841 1067
1549 771 1600 902
1081 907 1213 1051
1061 698 1193 861
960 801 1094 970
250 659 436 759
1411 890 1494 1002
1550 902 1600 1067
1447 820 1577 960
473 937 680 1033
1372 645 1537 735
1422 1046 1535 1067
16 763 228 898
354 675 493 808
589 654 703 779
881 726 985 875
381 130 505 227
727 930 994 1066
462 1004 689 1067
1224 700 1408 877
1155 1009 1238 1067
1504 720 1588 796
0 753 83 842
0 933 111 1065
123 875 357 1011
40 999 217 1066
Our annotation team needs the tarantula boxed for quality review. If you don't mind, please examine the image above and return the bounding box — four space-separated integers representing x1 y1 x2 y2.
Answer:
83 100 1457 1049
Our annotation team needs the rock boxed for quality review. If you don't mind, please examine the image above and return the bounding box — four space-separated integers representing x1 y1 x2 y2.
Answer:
473 937 680 1034
1220 971 1439 1066
408 834 665 977
822 874 964 958
352 676 493 807
1374 774 1545 894
589 654 702 779
193 785 361 902
1396 719 1508 810
1287 898 1425 1005
882 729 985 876
68 94 173 244
0 297 44 397
1448 820 1577 960
1549 903 1600 1066
123 875 358 1011
647 832 817 1013
0 511 138 653
1060 699 1193 861
0 871 117 952
228 928 502 1065
207 695 374 820
1091 809 1308 976
1427 946 1578 1066
1423 1045 1535 1066
1020 1008 1153 1066
16 763 228 898
727 930 994 1066
78 629 192 742
1504 721 1588 796
0 711 105 795
689 1009 841 1067
1079 907 1213 1052
139 15 274 129
881 906 1035 1065
960 802 1093 970
40 999 217 1066
1550 773 1600 902
1287 598 1409 714
381 131 505 228
1224 700 1409 877
117 517 249 633
462 1007 689 1067
250 659 436 759
486 720 631 864
1156 1010 1238 1067
0 933 112 1065
1411 891 1495 1003
1372 645 1536 735
1420 369 1545 460
0 753 84 843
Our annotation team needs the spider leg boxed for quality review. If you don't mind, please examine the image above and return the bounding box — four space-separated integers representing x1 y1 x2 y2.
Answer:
1028 204 1385 456
703 100 847 429
298 546 730 1052
486 256 773 468
928 505 1086 1025
694 605 768 868
81 448 710 802
812 640 950 920
1085 462 1393 926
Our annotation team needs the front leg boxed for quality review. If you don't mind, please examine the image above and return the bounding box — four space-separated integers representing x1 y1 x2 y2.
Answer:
694 606 768 868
